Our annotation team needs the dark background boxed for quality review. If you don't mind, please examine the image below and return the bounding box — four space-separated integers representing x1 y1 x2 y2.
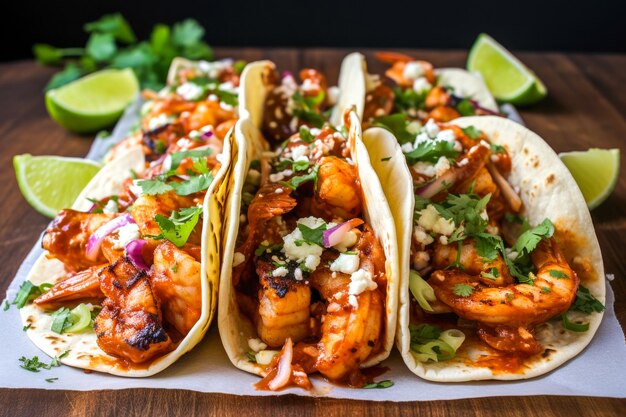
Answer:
2 0 625 61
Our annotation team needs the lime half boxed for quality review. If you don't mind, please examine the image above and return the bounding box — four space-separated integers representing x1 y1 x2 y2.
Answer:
559 148 620 210
467 33 547 106
45 68 139 133
14 154 101 218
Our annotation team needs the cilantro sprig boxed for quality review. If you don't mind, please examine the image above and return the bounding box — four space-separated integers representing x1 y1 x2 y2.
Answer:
297 223 327 246
148 206 203 247
11 281 53 309
19 351 70 372
34 14 214 91
405 139 460 165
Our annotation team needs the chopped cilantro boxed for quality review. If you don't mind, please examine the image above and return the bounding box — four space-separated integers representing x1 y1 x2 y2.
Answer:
12 281 52 309
281 165 319 190
456 99 475 116
45 378 58 383
18 351 69 372
298 126 315 143
246 352 257 362
405 138 460 165
254 243 282 257
541 287 552 293
511 219 555 258
170 173 213 196
571 285 605 314
549 269 568 279
135 178 173 195
50 307 73 334
363 380 394 389
297 223 326 246
154 139 167 154
3 300 9 311
453 284 474 297
292 90 326 128
506 293 515 302
149 206 203 247
490 144 506 154
372 113 415 145
23 323 32 331
409 323 442 344
292 159 310 172
171 263 178 273
169 148 212 170
393 87 427 114
461 126 481 139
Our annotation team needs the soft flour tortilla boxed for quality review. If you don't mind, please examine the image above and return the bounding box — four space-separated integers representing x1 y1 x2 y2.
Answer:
364 116 605 381
218 111 400 376
21 131 235 376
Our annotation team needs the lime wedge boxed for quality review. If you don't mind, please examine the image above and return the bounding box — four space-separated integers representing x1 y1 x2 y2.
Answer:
467 33 547 106
45 68 139 133
559 148 620 210
14 154 101 218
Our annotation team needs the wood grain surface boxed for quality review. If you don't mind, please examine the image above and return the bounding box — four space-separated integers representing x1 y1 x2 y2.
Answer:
0 48 624 417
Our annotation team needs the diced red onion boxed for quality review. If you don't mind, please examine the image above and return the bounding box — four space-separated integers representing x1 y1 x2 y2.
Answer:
322 218 364 248
268 338 293 391
281 71 293 79
125 239 149 271
416 170 457 199
201 130 214 139
87 203 98 213
85 213 135 261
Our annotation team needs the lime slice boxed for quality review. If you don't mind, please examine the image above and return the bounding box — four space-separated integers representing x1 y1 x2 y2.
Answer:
14 154 101 218
467 33 547 106
45 68 139 133
559 148 620 210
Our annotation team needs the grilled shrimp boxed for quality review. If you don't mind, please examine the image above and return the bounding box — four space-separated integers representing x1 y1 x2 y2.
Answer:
43 210 115 271
152 241 202 336
362 84 395 123
308 227 385 380
180 100 236 133
33 266 105 309
382 58 436 87
311 156 362 220
429 238 579 327
433 239 514 286
255 259 311 347
95 257 174 363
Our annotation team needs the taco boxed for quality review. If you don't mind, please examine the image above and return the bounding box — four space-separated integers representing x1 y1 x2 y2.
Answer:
218 59 399 390
364 115 605 381
15 57 241 376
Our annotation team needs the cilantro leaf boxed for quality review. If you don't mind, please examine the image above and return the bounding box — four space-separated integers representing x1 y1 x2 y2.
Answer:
372 114 415 145
216 89 238 106
481 267 500 280
169 148 213 170
172 19 205 48
255 243 283 257
453 283 474 297
12 281 52 309
33 44 64 65
405 140 460 165
50 307 73 334
135 179 173 195
282 165 319 190
84 13 136 43
490 144 506 154
393 87 426 113
461 126 481 139
297 223 327 246
549 269 569 279
170 173 213 196
512 219 555 259
45 64 83 91
86 33 117 62
409 323 442 344
299 126 315 143
456 99 475 116
571 285 605 314
152 207 202 247
363 380 394 389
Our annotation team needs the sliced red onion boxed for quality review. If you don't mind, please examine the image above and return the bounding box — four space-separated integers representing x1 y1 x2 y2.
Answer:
85 213 135 261
470 99 503 116
322 218 364 248
201 130 214 139
416 170 457 199
268 338 293 391
125 239 149 271
87 203 98 213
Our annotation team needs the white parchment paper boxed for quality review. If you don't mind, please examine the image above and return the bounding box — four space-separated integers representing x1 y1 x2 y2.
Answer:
1 101 624 400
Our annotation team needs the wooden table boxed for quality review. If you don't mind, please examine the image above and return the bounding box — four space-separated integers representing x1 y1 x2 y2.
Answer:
0 48 624 417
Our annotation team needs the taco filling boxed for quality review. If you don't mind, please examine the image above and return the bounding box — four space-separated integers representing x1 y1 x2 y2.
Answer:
399 120 604 370
362 51 500 128
16 59 243 369
231 121 388 390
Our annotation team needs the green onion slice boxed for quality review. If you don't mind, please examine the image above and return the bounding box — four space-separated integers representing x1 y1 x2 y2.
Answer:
561 313 589 332
409 271 436 312
64 304 93 333
439 329 466 352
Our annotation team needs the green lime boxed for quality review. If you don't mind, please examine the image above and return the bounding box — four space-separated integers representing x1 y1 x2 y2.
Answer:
559 148 620 210
45 68 139 133
467 33 547 106
14 154 101 218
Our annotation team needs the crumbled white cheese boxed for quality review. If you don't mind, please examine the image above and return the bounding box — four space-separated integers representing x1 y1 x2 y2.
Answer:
269 172 285 183
413 77 432 94
218 81 238 93
424 119 440 138
413 131 431 147
198 59 230 79
147 113 174 131
291 145 309 161
282 217 325 264
233 252 245 267
348 295 358 308
176 82 204 101
407 121 422 135
114 223 140 250
333 230 358 252
275 188 283 194
403 61 425 81
330 253 360 274
413 225 434 246
401 142 414 153
417 205 455 236
436 129 456 143
349 269 378 296
130 180 144 197
102 200 118 214
505 248 518 261
413 161 436 177
439 235 449 245
304 254 320 271
434 156 451 177
294 268 303 281
248 338 267 352
272 266 289 277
